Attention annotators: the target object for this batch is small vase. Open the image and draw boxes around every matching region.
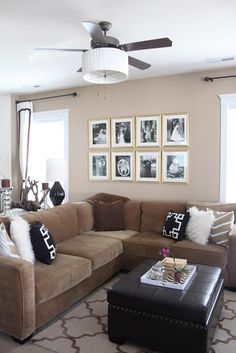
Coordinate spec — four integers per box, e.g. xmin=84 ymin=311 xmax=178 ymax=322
xmin=174 ymin=271 xmax=182 ymax=283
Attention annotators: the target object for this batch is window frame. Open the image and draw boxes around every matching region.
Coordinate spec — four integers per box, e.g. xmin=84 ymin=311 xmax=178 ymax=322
xmin=29 ymin=109 xmax=69 ymax=201
xmin=219 ymin=93 xmax=236 ymax=202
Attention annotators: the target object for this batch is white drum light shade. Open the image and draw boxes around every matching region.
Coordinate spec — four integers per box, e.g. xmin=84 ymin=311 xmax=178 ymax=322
xmin=46 ymin=159 xmax=66 ymax=182
xmin=82 ymin=47 xmax=128 ymax=84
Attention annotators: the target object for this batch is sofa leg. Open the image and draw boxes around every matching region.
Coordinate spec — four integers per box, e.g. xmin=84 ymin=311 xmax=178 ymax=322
xmin=109 ymin=335 xmax=125 ymax=345
xmin=224 ymin=286 xmax=236 ymax=292
xmin=12 ymin=334 xmax=33 ymax=344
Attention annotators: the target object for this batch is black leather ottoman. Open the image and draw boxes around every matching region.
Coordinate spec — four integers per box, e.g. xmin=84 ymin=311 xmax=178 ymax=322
xmin=107 ymin=259 xmax=223 ymax=353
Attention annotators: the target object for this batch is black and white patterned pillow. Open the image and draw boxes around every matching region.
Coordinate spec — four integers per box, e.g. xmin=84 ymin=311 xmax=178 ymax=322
xmin=163 ymin=211 xmax=190 ymax=241
xmin=30 ymin=222 xmax=56 ymax=264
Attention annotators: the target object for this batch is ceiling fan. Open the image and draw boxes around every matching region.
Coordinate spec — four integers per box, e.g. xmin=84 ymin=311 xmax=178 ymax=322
xmin=35 ymin=21 xmax=172 ymax=83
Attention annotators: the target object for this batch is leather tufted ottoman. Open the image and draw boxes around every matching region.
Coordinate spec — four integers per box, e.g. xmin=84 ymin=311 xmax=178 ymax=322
xmin=107 ymin=259 xmax=223 ymax=353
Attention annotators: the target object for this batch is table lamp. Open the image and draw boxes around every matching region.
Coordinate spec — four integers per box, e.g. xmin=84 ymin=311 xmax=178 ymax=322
xmin=46 ymin=159 xmax=66 ymax=206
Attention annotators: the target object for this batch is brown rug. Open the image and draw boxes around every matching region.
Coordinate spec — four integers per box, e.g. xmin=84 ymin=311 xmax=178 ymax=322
xmin=18 ymin=275 xmax=236 ymax=353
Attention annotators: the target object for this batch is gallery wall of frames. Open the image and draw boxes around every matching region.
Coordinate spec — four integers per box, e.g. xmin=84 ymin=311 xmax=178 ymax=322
xmin=88 ymin=113 xmax=189 ymax=183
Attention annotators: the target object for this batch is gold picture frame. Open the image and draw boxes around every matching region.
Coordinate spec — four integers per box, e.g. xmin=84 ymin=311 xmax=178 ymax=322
xmin=136 ymin=115 xmax=161 ymax=147
xmin=136 ymin=151 xmax=161 ymax=182
xmin=89 ymin=151 xmax=110 ymax=181
xmin=88 ymin=119 xmax=110 ymax=149
xmin=162 ymin=150 xmax=189 ymax=183
xmin=162 ymin=113 xmax=189 ymax=147
xmin=111 ymin=117 xmax=134 ymax=148
xmin=111 ymin=151 xmax=134 ymax=181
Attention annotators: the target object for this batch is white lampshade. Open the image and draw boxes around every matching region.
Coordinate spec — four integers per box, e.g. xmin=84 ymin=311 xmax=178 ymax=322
xmin=82 ymin=47 xmax=128 ymax=84
xmin=46 ymin=159 xmax=66 ymax=181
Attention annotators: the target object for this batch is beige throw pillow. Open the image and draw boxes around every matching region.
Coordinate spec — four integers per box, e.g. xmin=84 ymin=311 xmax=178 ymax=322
xmin=207 ymin=209 xmax=234 ymax=247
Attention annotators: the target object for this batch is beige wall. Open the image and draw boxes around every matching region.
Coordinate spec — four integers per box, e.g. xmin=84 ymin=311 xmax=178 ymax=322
xmin=16 ymin=68 xmax=236 ymax=202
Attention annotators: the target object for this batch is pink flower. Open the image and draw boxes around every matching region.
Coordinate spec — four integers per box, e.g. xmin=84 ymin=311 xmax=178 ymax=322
xmin=160 ymin=247 xmax=171 ymax=258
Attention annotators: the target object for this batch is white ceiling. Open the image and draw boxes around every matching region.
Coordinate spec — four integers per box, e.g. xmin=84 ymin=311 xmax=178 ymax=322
xmin=1 ymin=0 xmax=236 ymax=94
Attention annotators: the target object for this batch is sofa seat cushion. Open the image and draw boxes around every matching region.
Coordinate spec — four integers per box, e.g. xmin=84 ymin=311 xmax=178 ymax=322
xmin=57 ymin=235 xmax=123 ymax=270
xmin=34 ymin=253 xmax=91 ymax=305
xmin=82 ymin=229 xmax=138 ymax=240
xmin=171 ymin=240 xmax=227 ymax=268
xmin=123 ymin=232 xmax=175 ymax=258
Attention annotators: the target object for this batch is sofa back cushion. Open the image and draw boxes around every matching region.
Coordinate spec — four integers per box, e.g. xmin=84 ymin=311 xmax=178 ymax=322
xmin=76 ymin=202 xmax=94 ymax=233
xmin=140 ymin=201 xmax=186 ymax=233
xmin=186 ymin=201 xmax=236 ymax=221
xmin=124 ymin=200 xmax=141 ymax=231
xmin=23 ymin=203 xmax=79 ymax=243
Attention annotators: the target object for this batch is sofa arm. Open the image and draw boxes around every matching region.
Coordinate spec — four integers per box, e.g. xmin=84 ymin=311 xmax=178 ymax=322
xmin=0 ymin=255 xmax=35 ymax=340
xmin=225 ymin=224 xmax=236 ymax=288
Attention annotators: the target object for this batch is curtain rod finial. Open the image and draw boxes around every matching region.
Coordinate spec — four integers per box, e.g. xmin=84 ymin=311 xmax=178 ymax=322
xmin=204 ymin=76 xmax=213 ymax=82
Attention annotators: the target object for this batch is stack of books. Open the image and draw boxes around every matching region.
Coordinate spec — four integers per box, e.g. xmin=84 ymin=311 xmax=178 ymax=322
xmin=161 ymin=257 xmax=187 ymax=275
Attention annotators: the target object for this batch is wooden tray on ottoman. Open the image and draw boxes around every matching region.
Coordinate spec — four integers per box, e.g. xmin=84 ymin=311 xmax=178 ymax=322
xmin=107 ymin=259 xmax=223 ymax=353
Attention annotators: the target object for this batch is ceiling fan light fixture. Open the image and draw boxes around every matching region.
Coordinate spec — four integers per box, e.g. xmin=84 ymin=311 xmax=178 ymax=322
xmin=82 ymin=47 xmax=128 ymax=84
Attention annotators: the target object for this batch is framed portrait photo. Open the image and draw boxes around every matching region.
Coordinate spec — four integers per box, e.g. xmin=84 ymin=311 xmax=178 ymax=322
xmin=111 ymin=117 xmax=134 ymax=148
xmin=89 ymin=119 xmax=110 ymax=149
xmin=136 ymin=151 xmax=160 ymax=182
xmin=162 ymin=113 xmax=189 ymax=146
xmin=162 ymin=151 xmax=189 ymax=183
xmin=111 ymin=151 xmax=134 ymax=181
xmin=136 ymin=115 xmax=161 ymax=147
xmin=89 ymin=152 xmax=110 ymax=181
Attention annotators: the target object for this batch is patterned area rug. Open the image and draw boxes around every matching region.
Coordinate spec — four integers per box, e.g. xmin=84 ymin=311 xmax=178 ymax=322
xmin=24 ymin=275 xmax=236 ymax=353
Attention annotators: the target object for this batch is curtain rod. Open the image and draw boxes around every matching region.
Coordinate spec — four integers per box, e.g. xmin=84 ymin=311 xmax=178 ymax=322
xmin=16 ymin=92 xmax=77 ymax=104
xmin=204 ymin=74 xmax=236 ymax=82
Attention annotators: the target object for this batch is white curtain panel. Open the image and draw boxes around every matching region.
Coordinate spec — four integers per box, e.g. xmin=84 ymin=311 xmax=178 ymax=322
xmin=16 ymin=101 xmax=33 ymax=182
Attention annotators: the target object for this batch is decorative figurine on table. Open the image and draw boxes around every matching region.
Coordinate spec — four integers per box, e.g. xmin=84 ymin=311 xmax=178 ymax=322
xmin=0 ymin=179 xmax=13 ymax=216
xmin=41 ymin=182 xmax=50 ymax=209
xmin=11 ymin=177 xmax=50 ymax=211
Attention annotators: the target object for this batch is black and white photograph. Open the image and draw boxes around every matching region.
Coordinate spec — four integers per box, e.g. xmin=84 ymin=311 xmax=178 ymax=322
xmin=136 ymin=115 xmax=161 ymax=147
xmin=89 ymin=119 xmax=110 ymax=148
xmin=136 ymin=151 xmax=160 ymax=182
xmin=162 ymin=113 xmax=189 ymax=146
xmin=162 ymin=151 xmax=188 ymax=183
xmin=111 ymin=117 xmax=134 ymax=148
xmin=89 ymin=152 xmax=109 ymax=180
xmin=112 ymin=152 xmax=133 ymax=181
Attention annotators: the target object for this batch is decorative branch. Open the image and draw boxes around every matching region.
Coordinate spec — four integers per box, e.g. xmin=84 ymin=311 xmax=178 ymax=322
xmin=12 ymin=176 xmax=50 ymax=211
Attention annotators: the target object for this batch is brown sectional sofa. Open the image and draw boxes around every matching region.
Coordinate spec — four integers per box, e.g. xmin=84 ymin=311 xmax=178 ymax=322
xmin=0 ymin=196 xmax=236 ymax=342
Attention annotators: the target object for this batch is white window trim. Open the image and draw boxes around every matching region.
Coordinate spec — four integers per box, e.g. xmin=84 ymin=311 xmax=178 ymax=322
xmin=32 ymin=109 xmax=69 ymax=201
xmin=219 ymin=93 xmax=236 ymax=201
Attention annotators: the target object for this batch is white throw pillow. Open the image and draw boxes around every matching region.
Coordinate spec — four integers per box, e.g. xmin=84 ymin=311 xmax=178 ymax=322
xmin=186 ymin=206 xmax=215 ymax=245
xmin=10 ymin=216 xmax=35 ymax=263
xmin=0 ymin=223 xmax=20 ymax=258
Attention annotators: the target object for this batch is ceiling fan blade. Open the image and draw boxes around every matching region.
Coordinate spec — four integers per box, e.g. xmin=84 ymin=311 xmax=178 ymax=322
xmin=81 ymin=21 xmax=107 ymax=44
xmin=122 ymin=38 xmax=172 ymax=52
xmin=128 ymin=56 xmax=151 ymax=70
xmin=77 ymin=67 xmax=82 ymax=73
xmin=35 ymin=48 xmax=87 ymax=52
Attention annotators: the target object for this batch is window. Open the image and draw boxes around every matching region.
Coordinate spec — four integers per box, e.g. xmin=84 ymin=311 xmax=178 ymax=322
xmin=28 ymin=109 xmax=69 ymax=201
xmin=219 ymin=94 xmax=236 ymax=202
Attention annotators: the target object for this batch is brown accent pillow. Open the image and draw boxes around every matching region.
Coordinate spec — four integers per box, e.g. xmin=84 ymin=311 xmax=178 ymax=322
xmin=94 ymin=200 xmax=125 ymax=231
xmin=84 ymin=193 xmax=129 ymax=205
